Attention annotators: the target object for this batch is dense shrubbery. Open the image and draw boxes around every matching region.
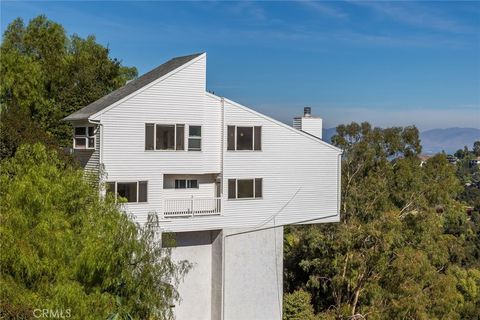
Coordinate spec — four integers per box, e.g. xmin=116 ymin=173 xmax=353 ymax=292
xmin=0 ymin=144 xmax=189 ymax=319
xmin=283 ymin=289 xmax=316 ymax=320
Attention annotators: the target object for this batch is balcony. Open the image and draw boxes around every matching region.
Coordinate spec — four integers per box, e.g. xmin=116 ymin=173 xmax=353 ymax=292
xmin=164 ymin=197 xmax=222 ymax=218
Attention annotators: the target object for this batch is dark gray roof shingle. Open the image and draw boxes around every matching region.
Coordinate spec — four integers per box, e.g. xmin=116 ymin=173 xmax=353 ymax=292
xmin=64 ymin=53 xmax=203 ymax=121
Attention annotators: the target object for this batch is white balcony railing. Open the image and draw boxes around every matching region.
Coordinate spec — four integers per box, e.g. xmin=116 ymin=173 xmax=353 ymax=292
xmin=163 ymin=197 xmax=222 ymax=218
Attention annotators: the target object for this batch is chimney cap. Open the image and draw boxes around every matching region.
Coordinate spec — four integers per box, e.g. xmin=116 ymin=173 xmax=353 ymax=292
xmin=304 ymin=107 xmax=311 ymax=117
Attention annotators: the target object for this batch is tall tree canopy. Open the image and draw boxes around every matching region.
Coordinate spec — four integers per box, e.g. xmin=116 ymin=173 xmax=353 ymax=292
xmin=284 ymin=123 xmax=480 ymax=319
xmin=0 ymin=144 xmax=189 ymax=319
xmin=0 ymin=15 xmax=137 ymax=158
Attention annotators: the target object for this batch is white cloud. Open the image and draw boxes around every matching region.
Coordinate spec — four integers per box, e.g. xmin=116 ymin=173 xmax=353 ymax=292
xmin=296 ymin=0 xmax=347 ymax=19
xmin=351 ymin=1 xmax=474 ymax=34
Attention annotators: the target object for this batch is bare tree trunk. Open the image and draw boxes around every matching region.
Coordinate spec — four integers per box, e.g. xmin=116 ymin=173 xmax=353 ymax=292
xmin=351 ymin=288 xmax=361 ymax=316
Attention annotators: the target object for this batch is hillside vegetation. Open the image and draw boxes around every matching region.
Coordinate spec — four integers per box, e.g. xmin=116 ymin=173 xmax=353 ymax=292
xmin=284 ymin=123 xmax=480 ymax=319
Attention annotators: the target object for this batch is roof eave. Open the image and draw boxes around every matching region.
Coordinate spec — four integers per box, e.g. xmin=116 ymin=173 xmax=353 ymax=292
xmin=62 ymin=114 xmax=90 ymax=122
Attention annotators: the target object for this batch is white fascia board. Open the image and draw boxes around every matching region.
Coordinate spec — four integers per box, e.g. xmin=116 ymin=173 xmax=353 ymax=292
xmin=89 ymin=53 xmax=207 ymax=122
xmin=206 ymin=92 xmax=343 ymax=154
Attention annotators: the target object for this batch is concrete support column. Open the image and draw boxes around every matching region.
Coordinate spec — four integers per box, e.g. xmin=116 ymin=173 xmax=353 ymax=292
xmin=222 ymin=226 xmax=284 ymax=320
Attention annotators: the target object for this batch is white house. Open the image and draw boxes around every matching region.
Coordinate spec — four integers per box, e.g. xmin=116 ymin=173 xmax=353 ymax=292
xmin=65 ymin=53 xmax=342 ymax=320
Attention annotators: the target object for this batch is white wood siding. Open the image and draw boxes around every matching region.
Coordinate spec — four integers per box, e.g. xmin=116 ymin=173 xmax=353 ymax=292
xmin=221 ymin=98 xmax=339 ymax=228
xmin=98 ymin=55 xmax=222 ymax=223
xmin=144 ymin=96 xmax=340 ymax=232
xmin=72 ymin=121 xmax=100 ymax=174
xmin=88 ymin=53 xmax=340 ymax=231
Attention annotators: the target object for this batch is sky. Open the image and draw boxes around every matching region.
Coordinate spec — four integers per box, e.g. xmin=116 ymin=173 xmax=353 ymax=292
xmin=1 ymin=1 xmax=479 ymax=130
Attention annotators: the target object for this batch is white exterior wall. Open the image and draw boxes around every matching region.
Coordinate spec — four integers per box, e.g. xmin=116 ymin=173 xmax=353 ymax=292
xmin=301 ymin=117 xmax=323 ymax=139
xmin=169 ymin=227 xmax=282 ymax=320
xmin=95 ymin=54 xmax=341 ymax=230
xmin=169 ymin=231 xmax=219 ymax=320
xmin=144 ymin=94 xmax=341 ymax=232
xmin=220 ymin=97 xmax=340 ymax=229
xmin=93 ymin=54 xmax=222 ymax=224
xmin=223 ymin=227 xmax=283 ymax=320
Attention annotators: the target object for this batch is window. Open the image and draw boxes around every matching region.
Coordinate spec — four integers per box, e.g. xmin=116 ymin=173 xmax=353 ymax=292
xmin=74 ymin=126 xmax=95 ymax=149
xmin=255 ymin=178 xmax=262 ymax=198
xmin=175 ymin=179 xmax=186 ymax=189
xmin=175 ymin=179 xmax=199 ymax=189
xmin=227 ymin=126 xmax=235 ymax=151
xmin=106 ymin=181 xmax=148 ymax=203
xmin=227 ymin=126 xmax=261 ymax=151
xmin=156 ymin=124 xmax=175 ymax=150
xmin=145 ymin=124 xmax=155 ymax=150
xmin=145 ymin=123 xmax=186 ymax=151
xmin=139 ymin=181 xmax=148 ymax=202
xmin=254 ymin=126 xmax=261 ymax=150
xmin=176 ymin=125 xmax=185 ymax=150
xmin=237 ymin=179 xmax=253 ymax=198
xmin=188 ymin=125 xmax=202 ymax=151
xmin=237 ymin=127 xmax=253 ymax=150
xmin=228 ymin=178 xmax=263 ymax=199
xmin=228 ymin=179 xmax=236 ymax=198
xmin=117 ymin=182 xmax=137 ymax=202
xmin=188 ymin=180 xmax=198 ymax=188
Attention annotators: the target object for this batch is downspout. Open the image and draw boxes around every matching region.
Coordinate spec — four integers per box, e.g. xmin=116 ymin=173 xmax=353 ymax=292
xmin=337 ymin=151 xmax=343 ymax=221
xmin=220 ymin=97 xmax=225 ymax=198
xmin=220 ymin=96 xmax=226 ymax=320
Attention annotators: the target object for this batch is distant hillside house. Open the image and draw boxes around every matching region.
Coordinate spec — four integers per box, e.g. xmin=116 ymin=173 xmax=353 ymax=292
xmin=64 ymin=53 xmax=342 ymax=320
xmin=418 ymin=154 xmax=432 ymax=167
xmin=447 ymin=155 xmax=458 ymax=165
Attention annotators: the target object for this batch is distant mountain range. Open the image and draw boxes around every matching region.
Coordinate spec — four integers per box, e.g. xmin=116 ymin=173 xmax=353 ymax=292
xmin=323 ymin=128 xmax=337 ymax=144
xmin=322 ymin=127 xmax=480 ymax=154
xmin=419 ymin=128 xmax=480 ymax=154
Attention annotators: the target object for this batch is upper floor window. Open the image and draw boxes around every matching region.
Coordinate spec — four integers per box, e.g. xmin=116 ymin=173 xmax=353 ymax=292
xmin=188 ymin=126 xmax=202 ymax=151
xmin=145 ymin=123 xmax=185 ymax=151
xmin=228 ymin=178 xmax=262 ymax=199
xmin=175 ymin=179 xmax=199 ymax=189
xmin=106 ymin=181 xmax=148 ymax=203
xmin=227 ymin=126 xmax=261 ymax=151
xmin=74 ymin=126 xmax=95 ymax=149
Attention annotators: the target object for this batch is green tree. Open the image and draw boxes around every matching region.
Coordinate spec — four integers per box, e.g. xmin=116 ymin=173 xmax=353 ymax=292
xmin=284 ymin=122 xmax=479 ymax=319
xmin=0 ymin=15 xmax=137 ymax=158
xmin=455 ymin=142 xmax=480 ymax=213
xmin=473 ymin=141 xmax=480 ymax=157
xmin=283 ymin=289 xmax=317 ymax=320
xmin=455 ymin=148 xmax=466 ymax=159
xmin=0 ymin=144 xmax=189 ymax=319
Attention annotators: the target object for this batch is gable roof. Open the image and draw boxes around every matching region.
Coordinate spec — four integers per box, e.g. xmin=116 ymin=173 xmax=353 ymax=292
xmin=64 ymin=53 xmax=203 ymax=121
